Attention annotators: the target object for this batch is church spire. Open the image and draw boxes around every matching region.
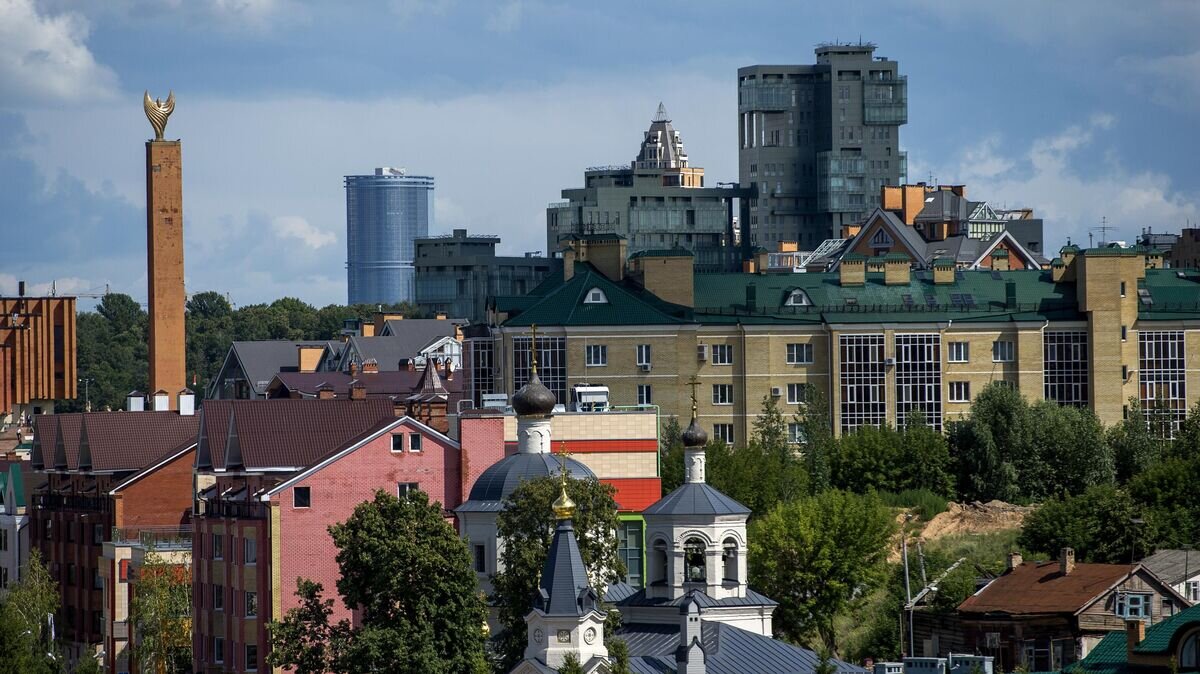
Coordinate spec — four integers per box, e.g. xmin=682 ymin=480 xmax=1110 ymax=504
xmin=682 ymin=378 xmax=708 ymax=484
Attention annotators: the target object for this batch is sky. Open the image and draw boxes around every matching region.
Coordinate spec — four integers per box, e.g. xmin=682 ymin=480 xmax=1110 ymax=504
xmin=1 ymin=0 xmax=1198 ymax=308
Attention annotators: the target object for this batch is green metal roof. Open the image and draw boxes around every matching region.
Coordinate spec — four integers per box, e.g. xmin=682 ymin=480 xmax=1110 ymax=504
xmin=502 ymin=263 xmax=689 ymax=327
xmin=1059 ymin=605 xmax=1200 ymax=673
xmin=842 ymin=253 xmax=867 ymax=262
xmin=1052 ymin=258 xmax=1065 ymax=267
xmin=1082 ymin=247 xmax=1140 ymax=258
xmin=1062 ymin=631 xmax=1127 ymax=674
xmin=884 ymin=252 xmax=910 ymax=261
xmin=932 ymin=257 xmax=955 ymax=268
xmin=629 ymin=248 xmax=693 ymax=259
xmin=1135 ymin=603 xmax=1200 ymax=653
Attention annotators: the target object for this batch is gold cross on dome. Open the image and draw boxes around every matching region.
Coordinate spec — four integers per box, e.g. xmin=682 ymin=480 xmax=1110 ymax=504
xmin=529 ymin=323 xmax=539 ymax=375
xmin=686 ymin=377 xmax=701 ymax=420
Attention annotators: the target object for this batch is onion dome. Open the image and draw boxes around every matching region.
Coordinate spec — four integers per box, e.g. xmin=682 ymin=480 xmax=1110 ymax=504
xmin=512 ymin=372 xmax=557 ymax=416
xmin=681 ymin=418 xmax=708 ymax=448
xmin=461 ymin=453 xmax=595 ymax=506
xmin=552 ymin=481 xmax=577 ymax=520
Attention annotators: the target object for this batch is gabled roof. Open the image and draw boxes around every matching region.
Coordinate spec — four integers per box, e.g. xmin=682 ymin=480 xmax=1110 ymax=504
xmin=77 ymin=412 xmax=198 ymax=472
xmin=220 ymin=340 xmax=338 ymax=396
xmin=501 ymin=263 xmax=689 ymax=327
xmin=958 ymin=561 xmax=1136 ymax=616
xmin=267 ymin=369 xmax=462 ymax=400
xmin=31 ymin=415 xmax=58 ymax=469
xmin=1140 ymin=549 xmax=1200 ymax=586
xmin=1063 ymin=604 xmax=1200 ymax=673
xmin=53 ymin=415 xmax=82 ymax=470
xmin=198 ymin=398 xmax=396 ymax=472
xmin=967 ymin=230 xmax=1043 ymax=269
xmin=642 ymin=483 xmax=751 ymax=516
xmin=834 ymin=209 xmax=928 ymax=269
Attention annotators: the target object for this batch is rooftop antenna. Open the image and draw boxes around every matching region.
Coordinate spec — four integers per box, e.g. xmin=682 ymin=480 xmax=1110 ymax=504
xmin=653 ymin=102 xmax=670 ymax=123
xmin=1092 ymin=216 xmax=1116 ymax=246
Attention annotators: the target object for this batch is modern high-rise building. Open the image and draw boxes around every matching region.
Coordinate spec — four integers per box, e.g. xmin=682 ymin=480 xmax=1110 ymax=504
xmin=547 ymin=104 xmax=750 ymax=271
xmin=739 ymin=42 xmax=907 ymax=250
xmin=345 ymin=167 xmax=434 ymax=305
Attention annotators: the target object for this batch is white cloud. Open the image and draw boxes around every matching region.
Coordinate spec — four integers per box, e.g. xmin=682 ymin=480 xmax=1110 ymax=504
xmin=0 ymin=0 xmax=117 ymax=104
xmin=485 ymin=1 xmax=523 ymax=33
xmin=1116 ymin=50 xmax=1200 ymax=106
xmin=0 ymin=273 xmax=97 ymax=296
xmin=270 ymin=215 xmax=335 ymax=249
xmin=918 ymin=114 xmax=1198 ymax=250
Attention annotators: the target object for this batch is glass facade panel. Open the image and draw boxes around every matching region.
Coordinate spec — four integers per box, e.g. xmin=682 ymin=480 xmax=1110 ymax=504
xmin=345 ymin=171 xmax=434 ymax=305
xmin=894 ymin=333 xmax=941 ymax=430
xmin=839 ymin=334 xmax=887 ymax=433
xmin=1044 ymin=331 xmax=1089 ymax=406
xmin=513 ymin=336 xmax=567 ymax=404
xmin=1139 ymin=330 xmax=1187 ymax=434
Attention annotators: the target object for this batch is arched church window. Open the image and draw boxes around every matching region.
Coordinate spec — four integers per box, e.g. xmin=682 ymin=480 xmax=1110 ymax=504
xmin=723 ymin=538 xmax=739 ymax=582
xmin=1181 ymin=631 xmax=1199 ymax=670
xmin=651 ymin=540 xmax=668 ymax=585
xmin=684 ymin=538 xmax=706 ymax=583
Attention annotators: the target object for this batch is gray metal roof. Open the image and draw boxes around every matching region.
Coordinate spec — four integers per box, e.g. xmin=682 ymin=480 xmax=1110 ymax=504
xmin=642 ymin=483 xmax=751 ymax=517
xmin=457 ymin=453 xmax=596 ymax=508
xmin=226 ymin=340 xmax=337 ymax=394
xmin=609 ymin=584 xmax=777 ymax=610
xmin=618 ymin=621 xmax=866 ymax=674
xmin=537 ymin=519 xmax=597 ymax=617
xmin=1142 ymin=549 xmax=1200 ymax=585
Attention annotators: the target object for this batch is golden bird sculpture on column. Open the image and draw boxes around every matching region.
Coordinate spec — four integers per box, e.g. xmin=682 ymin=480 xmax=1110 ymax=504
xmin=143 ymin=90 xmax=175 ymax=141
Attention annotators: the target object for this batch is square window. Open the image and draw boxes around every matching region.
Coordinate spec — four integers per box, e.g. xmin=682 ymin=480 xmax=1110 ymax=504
xmin=244 ymin=539 xmax=257 ymax=566
xmin=293 ymin=487 xmax=311 ymax=509
xmin=391 ymin=434 xmax=404 ymax=452
xmin=949 ymin=382 xmax=971 ymax=403
xmin=786 ymin=343 xmax=814 ymax=365
xmin=585 ymin=344 xmax=607 ymax=367
xmin=713 ymin=424 xmax=734 ymax=445
xmin=711 ymin=344 xmax=734 ymax=365
xmin=992 ymin=340 xmax=1014 ymax=362
xmin=636 ymin=344 xmax=652 ymax=366
xmin=786 ymin=383 xmax=810 ymax=405
xmin=948 ymin=342 xmax=969 ymax=363
xmin=474 ymin=545 xmax=487 ymax=573
xmin=409 ymin=434 xmax=422 ymax=452
xmin=712 ymin=384 xmax=734 ymax=406
xmin=637 ymin=384 xmax=653 ymax=406
xmin=245 ymin=591 xmax=258 ymax=618
xmin=397 ymin=482 xmax=419 ymax=498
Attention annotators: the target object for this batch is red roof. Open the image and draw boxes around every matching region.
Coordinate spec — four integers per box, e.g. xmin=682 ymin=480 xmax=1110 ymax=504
xmin=198 ymin=398 xmax=396 ymax=471
xmin=958 ymin=561 xmax=1135 ymax=616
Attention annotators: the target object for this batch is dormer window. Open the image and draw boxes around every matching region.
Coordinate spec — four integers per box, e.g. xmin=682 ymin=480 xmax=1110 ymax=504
xmin=584 ymin=288 xmax=609 ymax=304
xmin=784 ymin=289 xmax=812 ymax=307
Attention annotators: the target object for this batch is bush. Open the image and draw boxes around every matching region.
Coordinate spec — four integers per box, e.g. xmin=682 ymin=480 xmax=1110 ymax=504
xmin=877 ymin=489 xmax=949 ymax=520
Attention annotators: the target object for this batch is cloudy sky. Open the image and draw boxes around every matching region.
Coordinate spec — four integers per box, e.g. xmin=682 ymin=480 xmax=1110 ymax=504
xmin=1 ymin=0 xmax=1198 ymax=308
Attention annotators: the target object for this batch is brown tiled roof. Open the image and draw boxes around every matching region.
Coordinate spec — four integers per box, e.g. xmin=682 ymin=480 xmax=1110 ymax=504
xmin=958 ymin=561 xmax=1134 ymax=616
xmin=54 ymin=415 xmax=82 ymax=470
xmin=268 ymin=369 xmax=462 ymax=399
xmin=201 ymin=398 xmax=396 ymax=471
xmin=31 ymin=415 xmax=57 ymax=468
xmin=79 ymin=412 xmax=198 ymax=472
xmin=196 ymin=401 xmax=233 ymax=470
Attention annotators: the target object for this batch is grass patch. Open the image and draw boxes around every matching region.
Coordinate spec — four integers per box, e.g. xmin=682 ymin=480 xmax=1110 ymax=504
xmin=877 ymin=489 xmax=949 ymax=520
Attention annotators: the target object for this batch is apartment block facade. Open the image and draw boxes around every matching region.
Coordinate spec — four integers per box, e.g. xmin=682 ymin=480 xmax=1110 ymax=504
xmin=739 ymin=43 xmax=907 ymax=250
xmin=0 ymin=293 xmax=76 ymax=423
xmin=473 ymin=236 xmax=1200 ymax=444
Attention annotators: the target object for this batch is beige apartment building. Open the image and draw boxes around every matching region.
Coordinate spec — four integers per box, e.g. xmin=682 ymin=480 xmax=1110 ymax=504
xmin=465 ymin=233 xmax=1200 ymax=444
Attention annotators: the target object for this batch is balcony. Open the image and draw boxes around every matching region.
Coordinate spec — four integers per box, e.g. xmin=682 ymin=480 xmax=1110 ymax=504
xmin=739 ymin=81 xmax=791 ymax=112
xmin=110 ymin=526 xmax=193 ymax=550
xmin=34 ymin=492 xmax=110 ymax=513
xmin=863 ymin=77 xmax=907 ymax=125
xmin=195 ymin=498 xmax=269 ymax=520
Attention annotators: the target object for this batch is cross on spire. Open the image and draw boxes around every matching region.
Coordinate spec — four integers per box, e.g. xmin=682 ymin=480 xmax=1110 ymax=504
xmin=686 ymin=377 xmax=700 ymax=421
xmin=529 ymin=323 xmax=539 ymax=375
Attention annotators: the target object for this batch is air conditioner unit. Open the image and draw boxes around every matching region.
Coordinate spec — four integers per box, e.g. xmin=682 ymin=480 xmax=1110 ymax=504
xmin=884 ymin=357 xmax=895 ymax=366
xmin=770 ymin=386 xmax=782 ymax=397
xmin=639 ymin=363 xmax=652 ymax=372
xmin=697 ymin=344 xmax=709 ymax=361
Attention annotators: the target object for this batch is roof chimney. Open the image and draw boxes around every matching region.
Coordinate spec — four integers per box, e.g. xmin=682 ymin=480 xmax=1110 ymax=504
xmin=1006 ymin=552 xmax=1023 ymax=572
xmin=349 ymin=360 xmax=360 ymax=377
xmin=349 ymin=381 xmax=366 ymax=401
xmin=178 ymin=389 xmax=195 ymax=416
xmin=126 ymin=391 xmax=146 ymax=412
xmin=153 ymin=389 xmax=170 ymax=411
xmin=1126 ymin=619 xmax=1146 ymax=659
xmin=1060 ymin=547 xmax=1075 ymax=576
xmin=316 ymin=383 xmax=335 ymax=400
xmin=362 ymin=358 xmax=379 ymax=375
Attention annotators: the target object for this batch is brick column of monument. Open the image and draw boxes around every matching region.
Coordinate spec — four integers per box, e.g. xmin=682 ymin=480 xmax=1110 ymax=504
xmin=144 ymin=91 xmax=186 ymax=408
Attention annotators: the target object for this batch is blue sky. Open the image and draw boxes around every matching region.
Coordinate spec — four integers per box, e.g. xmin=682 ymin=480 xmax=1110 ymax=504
xmin=1 ymin=0 xmax=1198 ymax=307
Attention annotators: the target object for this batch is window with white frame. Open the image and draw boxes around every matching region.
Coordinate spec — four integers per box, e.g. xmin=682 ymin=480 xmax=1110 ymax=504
xmin=839 ymin=334 xmax=887 ymax=433
xmin=583 ymin=287 xmax=609 ymax=304
xmin=636 ymin=344 xmax=652 ymax=366
xmin=712 ymin=384 xmax=734 ymax=405
xmin=787 ymin=343 xmax=814 ymax=364
xmin=1188 ymin=580 xmax=1199 ymax=602
xmin=293 ymin=486 xmax=311 ymax=508
xmin=409 ymin=433 xmax=422 ymax=452
xmin=787 ymin=423 xmax=806 ymax=445
xmin=467 ymin=337 xmax=495 ymax=407
xmin=713 ymin=424 xmax=734 ymax=445
xmin=391 ymin=434 xmax=404 ymax=452
xmin=1140 ymin=331 xmax=1187 ymax=434
xmin=895 ymin=334 xmax=942 ymax=430
xmin=711 ymin=344 xmax=734 ymax=365
xmin=787 ymin=383 xmax=811 ymax=405
xmin=784 ymin=289 xmax=812 ymax=307
xmin=397 ymin=482 xmax=419 ymax=498
xmin=637 ymin=384 xmax=652 ymax=406
xmin=992 ymin=340 xmax=1015 ymax=362
xmin=949 ymin=382 xmax=971 ymax=402
xmin=1115 ymin=592 xmax=1151 ymax=619
xmin=585 ymin=344 xmax=607 ymax=367
xmin=1044 ymin=331 xmax=1089 ymax=407
xmin=948 ymin=342 xmax=969 ymax=363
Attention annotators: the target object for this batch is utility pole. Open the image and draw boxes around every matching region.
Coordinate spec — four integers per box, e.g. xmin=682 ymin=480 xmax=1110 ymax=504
xmin=901 ymin=513 xmax=915 ymax=656
xmin=78 ymin=377 xmax=94 ymax=413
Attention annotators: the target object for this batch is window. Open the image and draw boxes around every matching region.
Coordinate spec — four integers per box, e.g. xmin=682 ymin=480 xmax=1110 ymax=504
xmin=391 ymin=434 xmax=404 ymax=451
xmin=1115 ymin=592 xmax=1151 ymax=619
xmin=0 ymin=529 xmax=6 ymax=551
xmin=474 ymin=545 xmax=487 ymax=573
xmin=992 ymin=340 xmax=1014 ymax=362
xmin=1044 ymin=331 xmax=1089 ymax=407
xmin=43 ymin=520 xmax=51 ymax=540
xmin=840 ymin=334 xmax=887 ymax=433
xmin=949 ymin=382 xmax=971 ymax=402
xmin=712 ymin=384 xmax=733 ymax=405
xmin=713 ymin=424 xmax=734 ymax=445
xmin=67 ymin=523 xmax=76 ymax=542
xmin=213 ymin=637 xmax=224 ymax=664
xmin=246 ymin=644 xmax=258 ymax=672
xmin=585 ymin=344 xmax=607 ymax=367
xmin=785 ymin=289 xmax=812 ymax=307
xmin=895 ymin=334 xmax=943 ymax=431
xmin=787 ymin=383 xmax=810 ymax=405
xmin=409 ymin=433 xmax=422 ymax=452
xmin=723 ymin=538 xmax=739 ymax=582
xmin=711 ymin=344 xmax=734 ymax=365
xmin=636 ymin=344 xmax=652 ymax=366
xmin=637 ymin=384 xmax=652 ymax=406
xmin=583 ymin=287 xmax=608 ymax=304
xmin=786 ymin=343 xmax=814 ymax=364
xmin=617 ymin=520 xmax=644 ymax=588
xmin=397 ymin=482 xmax=419 ymax=498
xmin=684 ymin=538 xmax=707 ymax=582
xmin=67 ymin=564 xmax=76 ymax=586
xmin=213 ymin=584 xmax=224 ymax=611
xmin=244 ymin=539 xmax=257 ymax=566
xmin=948 ymin=342 xmax=969 ymax=363
xmin=293 ymin=487 xmax=311 ymax=509
xmin=245 ymin=591 xmax=258 ymax=618
xmin=92 ymin=524 xmax=104 ymax=546
xmin=787 ymin=423 xmax=806 ymax=445
xmin=1120 ymin=281 xmax=1126 ymax=297
xmin=1189 ymin=581 xmax=1200 ymax=602
xmin=1121 ymin=325 xmax=1128 ymax=342
xmin=93 ymin=567 xmax=102 ymax=590
xmin=1140 ymin=331 xmax=1187 ymax=434
xmin=213 ymin=533 xmax=224 ymax=559
xmin=513 ymin=335 xmax=567 ymax=405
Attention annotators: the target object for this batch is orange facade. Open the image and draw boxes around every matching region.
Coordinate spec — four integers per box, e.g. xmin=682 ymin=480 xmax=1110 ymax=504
xmin=0 ymin=296 xmax=76 ymax=417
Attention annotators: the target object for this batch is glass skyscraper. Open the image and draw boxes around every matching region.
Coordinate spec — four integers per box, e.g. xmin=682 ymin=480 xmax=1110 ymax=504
xmin=345 ymin=167 xmax=434 ymax=305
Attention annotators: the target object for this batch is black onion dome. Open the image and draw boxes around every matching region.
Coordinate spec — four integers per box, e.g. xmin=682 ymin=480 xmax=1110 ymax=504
xmin=681 ymin=418 xmax=708 ymax=447
xmin=512 ymin=372 xmax=557 ymax=416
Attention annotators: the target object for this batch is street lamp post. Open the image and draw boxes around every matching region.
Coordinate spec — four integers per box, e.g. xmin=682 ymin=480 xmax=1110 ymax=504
xmin=79 ymin=377 xmax=94 ymax=413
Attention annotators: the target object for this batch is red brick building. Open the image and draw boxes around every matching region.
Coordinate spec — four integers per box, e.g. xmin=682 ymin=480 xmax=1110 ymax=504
xmin=29 ymin=398 xmax=198 ymax=669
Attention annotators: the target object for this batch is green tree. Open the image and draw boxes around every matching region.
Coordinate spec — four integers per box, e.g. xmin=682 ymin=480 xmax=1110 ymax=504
xmin=608 ymin=638 xmax=631 ymax=674
xmin=0 ymin=550 xmax=60 ymax=674
xmin=749 ymin=490 xmax=895 ymax=651
xmin=1130 ymin=455 xmax=1200 ymax=548
xmin=797 ymin=389 xmax=834 ymax=495
xmin=659 ymin=416 xmax=685 ymax=493
xmin=752 ymin=394 xmax=789 ymax=450
xmin=267 ymin=580 xmax=348 ymax=674
xmin=270 ymin=490 xmax=488 ymax=674
xmin=950 ymin=382 xmax=1030 ymax=502
xmin=73 ymin=655 xmax=102 ymax=674
xmin=1169 ymin=402 xmax=1200 ymax=460
xmin=185 ymin=291 xmax=234 ymax=396
xmin=898 ymin=413 xmax=954 ymax=497
xmin=128 ymin=550 xmax=192 ymax=674
xmin=1029 ymin=401 xmax=1114 ymax=497
xmin=832 ymin=424 xmax=901 ymax=493
xmin=1018 ymin=484 xmax=1149 ymax=563
xmin=1109 ymin=399 xmax=1166 ymax=482
xmin=492 ymin=476 xmax=623 ymax=671
xmin=559 ymin=652 xmax=585 ymax=674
